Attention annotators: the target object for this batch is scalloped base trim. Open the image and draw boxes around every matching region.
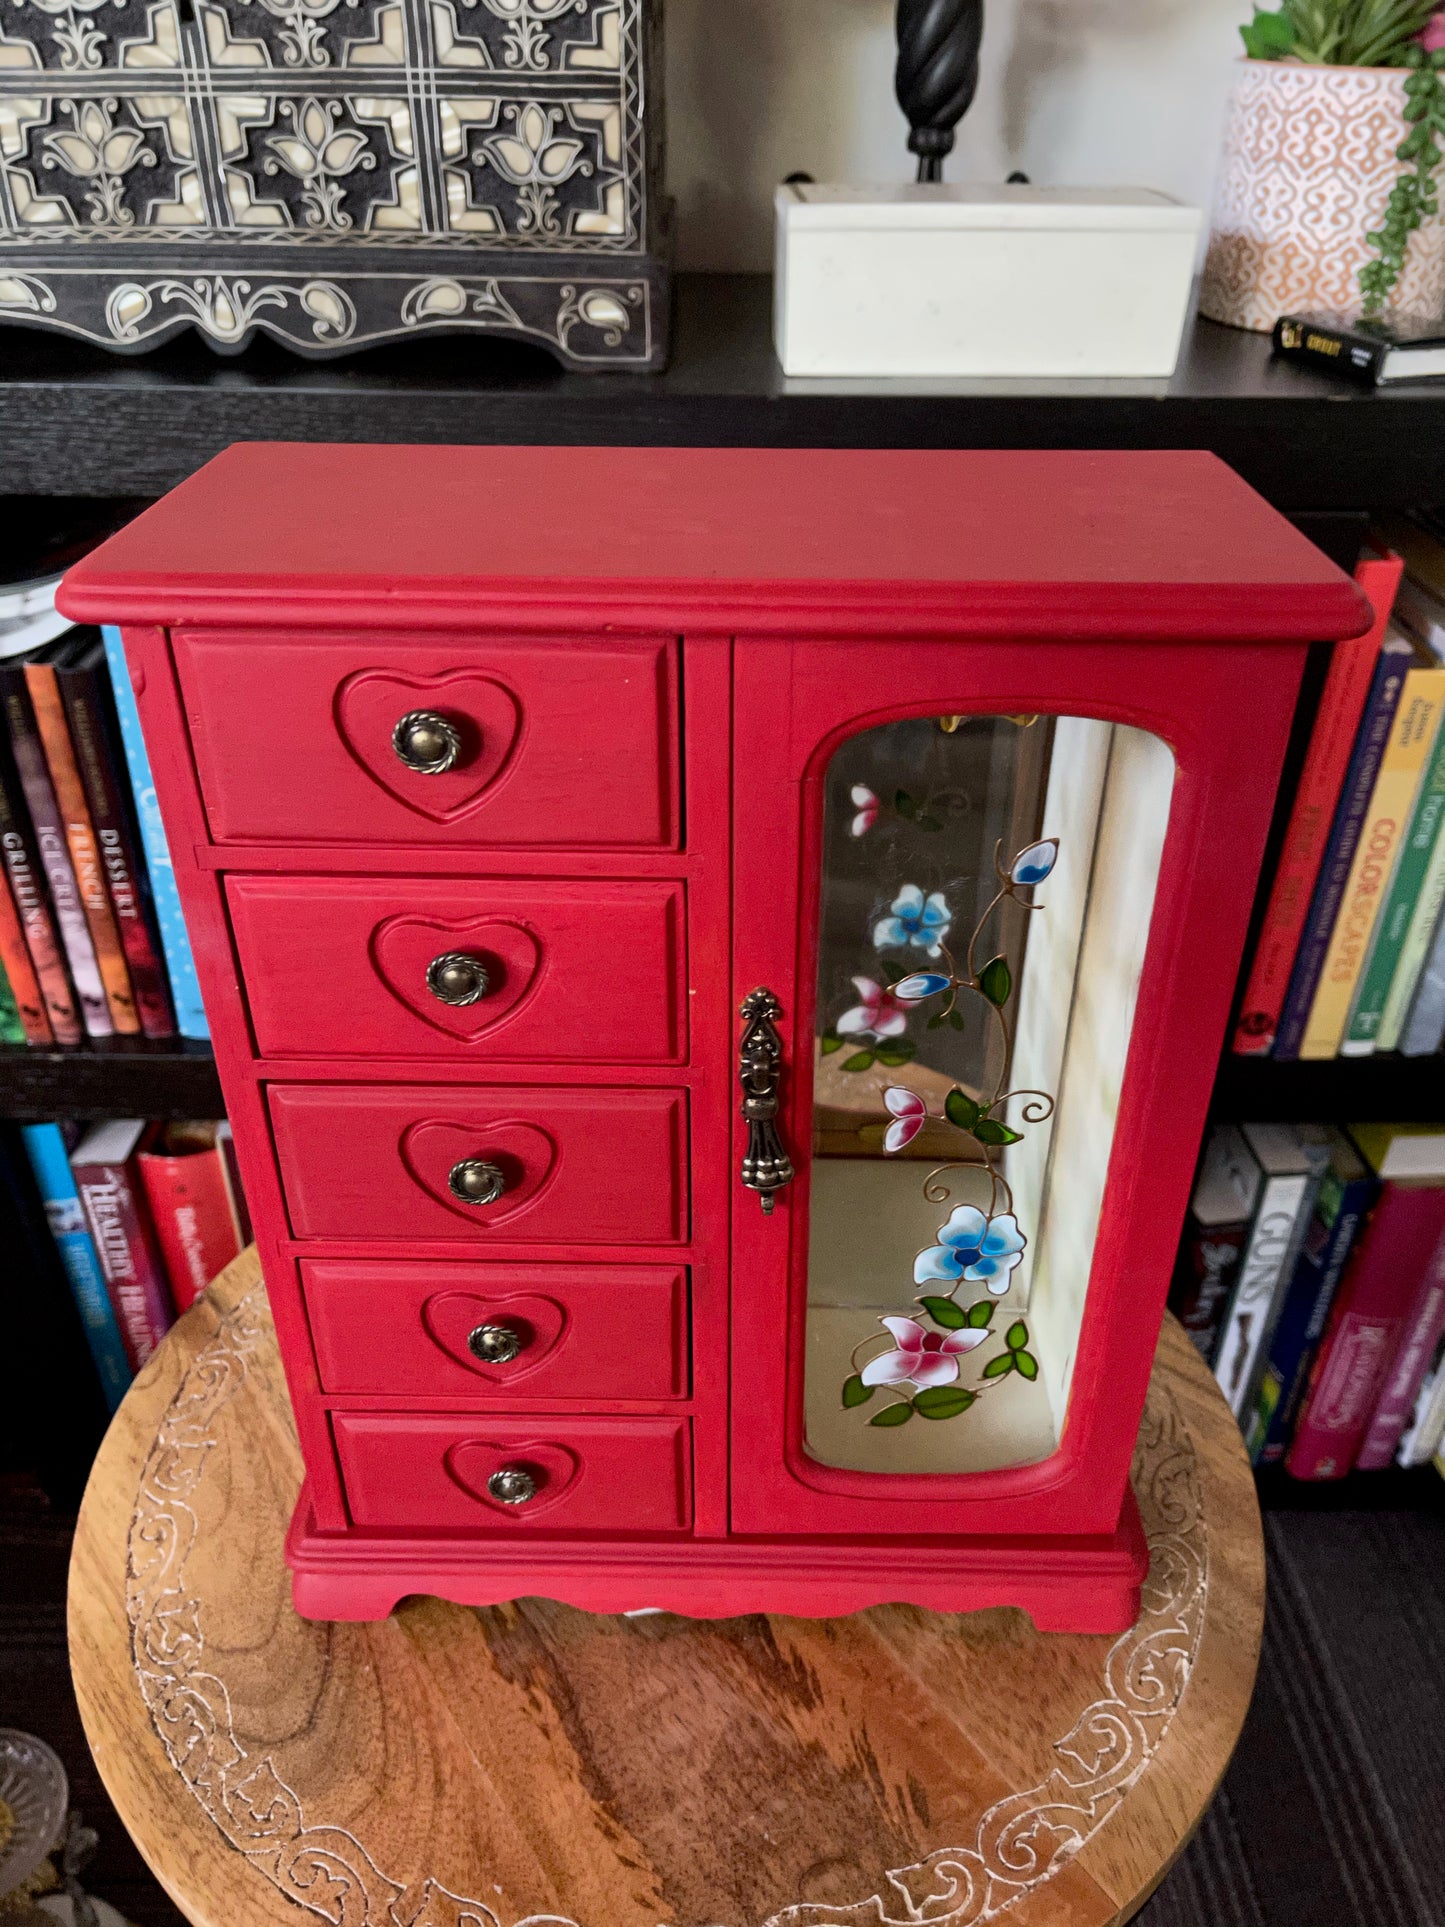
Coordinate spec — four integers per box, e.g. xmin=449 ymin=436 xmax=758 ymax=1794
xmin=284 ymin=1483 xmax=1149 ymax=1632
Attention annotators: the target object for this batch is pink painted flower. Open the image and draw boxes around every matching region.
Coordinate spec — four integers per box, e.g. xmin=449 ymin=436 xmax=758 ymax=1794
xmin=882 ymin=1086 xmax=927 ymax=1151
xmin=849 ymin=784 xmax=879 ymax=837
xmin=861 ymin=1315 xmax=989 ymax=1389
xmin=836 ymin=975 xmax=908 ymax=1040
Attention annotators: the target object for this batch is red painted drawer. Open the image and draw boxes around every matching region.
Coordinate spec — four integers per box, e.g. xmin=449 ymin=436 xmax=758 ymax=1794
xmin=332 ymin=1412 xmax=692 ymax=1532
xmin=229 ymin=875 xmax=684 ymax=1063
xmin=304 ymin=1259 xmax=689 ymax=1399
xmin=173 ymin=631 xmax=676 ymax=847
xmin=269 ymin=1084 xmax=687 ymax=1244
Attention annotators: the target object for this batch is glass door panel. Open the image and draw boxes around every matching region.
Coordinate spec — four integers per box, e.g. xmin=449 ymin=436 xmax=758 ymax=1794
xmin=802 ymin=712 xmax=1174 ymax=1477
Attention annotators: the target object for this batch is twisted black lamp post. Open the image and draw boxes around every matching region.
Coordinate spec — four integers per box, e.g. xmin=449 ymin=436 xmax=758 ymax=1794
xmin=895 ymin=0 xmax=984 ymax=183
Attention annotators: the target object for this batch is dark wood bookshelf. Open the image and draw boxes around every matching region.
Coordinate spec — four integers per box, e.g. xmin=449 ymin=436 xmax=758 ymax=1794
xmin=0 ymin=1040 xmax=223 ymax=1120
xmin=4 ymin=272 xmax=1445 ymax=508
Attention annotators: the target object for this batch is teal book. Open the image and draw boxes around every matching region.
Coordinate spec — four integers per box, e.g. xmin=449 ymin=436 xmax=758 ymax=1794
xmin=21 ymin=1120 xmax=133 ymax=1412
xmin=101 ymin=625 xmax=208 ymax=1039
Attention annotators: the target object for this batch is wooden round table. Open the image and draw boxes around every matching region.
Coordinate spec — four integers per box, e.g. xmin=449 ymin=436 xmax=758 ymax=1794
xmin=69 ymin=1248 xmax=1264 ymax=1927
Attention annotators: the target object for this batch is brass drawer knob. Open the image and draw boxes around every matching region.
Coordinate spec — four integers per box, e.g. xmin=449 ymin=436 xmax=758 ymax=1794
xmin=447 ymin=1158 xmax=507 ymax=1206
xmin=426 ymin=951 xmax=491 ymax=1007
xmin=467 ymin=1321 xmax=523 ymax=1364
xmin=392 ymin=708 xmax=462 ymax=774
xmin=487 ymin=1466 xmax=537 ymax=1506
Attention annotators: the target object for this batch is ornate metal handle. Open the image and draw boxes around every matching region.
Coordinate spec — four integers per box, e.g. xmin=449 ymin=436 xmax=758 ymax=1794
xmin=738 ymin=987 xmax=794 ymax=1215
xmin=447 ymin=1158 xmax=507 ymax=1206
xmin=392 ymin=708 xmax=462 ymax=774
xmin=427 ymin=951 xmax=491 ymax=1006
xmin=467 ymin=1321 xmax=524 ymax=1364
xmin=486 ymin=1466 xmax=537 ymax=1505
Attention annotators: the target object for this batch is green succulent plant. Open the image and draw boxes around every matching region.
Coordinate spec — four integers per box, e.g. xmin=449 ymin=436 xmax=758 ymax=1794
xmin=1240 ymin=0 xmax=1445 ymax=312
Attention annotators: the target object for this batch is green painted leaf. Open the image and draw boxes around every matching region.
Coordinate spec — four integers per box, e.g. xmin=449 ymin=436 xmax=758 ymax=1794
xmin=874 ymin=1039 xmax=917 ymax=1066
xmin=820 ymin=1032 xmax=843 ymax=1055
xmin=982 ymin=1353 xmax=1014 ymax=1379
xmin=927 ymin=1013 xmax=946 ymax=1030
xmin=870 ymin=1400 xmax=914 ymax=1427
xmin=966 ymin=1300 xmax=993 ymax=1328
xmin=917 ymin=814 xmax=944 ymax=832
xmin=914 ymin=1386 xmax=975 ymax=1419
xmin=973 ymin=1117 xmax=1022 ymax=1147
xmin=1014 ymin=1349 xmax=1039 ymax=1380
xmin=945 ymin=1089 xmax=981 ymax=1130
xmin=920 ymin=1295 xmax=967 ymax=1329
xmin=879 ymin=957 xmax=909 ymax=983
xmin=841 ymin=1050 xmax=875 ymax=1072
xmin=842 ymin=1373 xmax=874 ymax=1408
xmin=1006 ymin=1321 xmax=1029 ymax=1352
xmin=948 ymin=1009 xmax=966 ymax=1030
xmin=978 ymin=955 xmax=1013 ymax=1007
xmin=895 ymin=789 xmax=918 ymax=820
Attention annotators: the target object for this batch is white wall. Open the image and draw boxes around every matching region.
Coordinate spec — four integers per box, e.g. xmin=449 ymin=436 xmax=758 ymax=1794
xmin=665 ymin=0 xmax=1246 ymax=270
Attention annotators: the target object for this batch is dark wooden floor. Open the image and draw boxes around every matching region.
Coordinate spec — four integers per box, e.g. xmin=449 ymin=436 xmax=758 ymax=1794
xmin=4 ymin=1501 xmax=1444 ymax=1927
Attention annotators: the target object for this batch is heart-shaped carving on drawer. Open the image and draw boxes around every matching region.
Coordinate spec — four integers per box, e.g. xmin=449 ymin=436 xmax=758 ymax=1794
xmin=400 ymin=1118 xmax=558 ymax=1225
xmin=421 ymin=1290 xmax=568 ymax=1384
xmin=443 ymin=1438 xmax=580 ymax=1517
xmin=335 ymin=669 xmax=522 ymax=823
xmin=371 ymin=915 xmax=542 ymax=1040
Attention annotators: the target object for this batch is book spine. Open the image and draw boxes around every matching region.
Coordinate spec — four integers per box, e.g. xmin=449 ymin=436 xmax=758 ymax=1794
xmin=1287 ymin=1185 xmax=1445 ymax=1479
xmin=0 ymin=867 xmax=50 ymax=1043
xmin=1169 ymin=1216 xmax=1249 ymax=1363
xmin=1397 ymin=1336 xmax=1445 ymax=1464
xmin=0 ymin=733 xmax=80 ymax=1045
xmin=1255 ymin=1172 xmax=1376 ymax=1463
xmin=20 ymin=1122 xmax=133 ymax=1412
xmin=1399 ymin=894 xmax=1445 ymax=1055
xmin=1344 ymin=687 xmax=1445 ymax=1052
xmin=1300 ymin=666 xmax=1445 ymax=1058
xmin=1275 ymin=642 xmax=1411 ymax=1058
xmin=1356 ymin=1229 xmax=1445 ymax=1467
xmin=136 ymin=1141 xmax=241 ymax=1313
xmin=1 ymin=670 xmax=112 ymax=1037
xmin=60 ymin=662 xmax=175 ymax=1039
xmin=1272 ymin=315 xmax=1386 ymax=382
xmin=26 ymin=660 xmax=139 ymax=1033
xmin=1233 ymin=556 xmax=1402 ymax=1056
xmin=215 ymin=1120 xmax=251 ymax=1245
xmin=0 ymin=953 xmax=23 ymax=1045
xmin=101 ymin=627 xmax=208 ymax=1040
xmin=72 ymin=1151 xmax=174 ymax=1368
xmin=1213 ymin=1171 xmax=1312 ymax=1417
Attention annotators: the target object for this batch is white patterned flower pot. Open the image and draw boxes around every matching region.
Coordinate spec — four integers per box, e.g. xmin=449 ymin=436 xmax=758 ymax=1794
xmin=1200 ymin=58 xmax=1445 ymax=331
xmin=0 ymin=0 xmax=668 ymax=365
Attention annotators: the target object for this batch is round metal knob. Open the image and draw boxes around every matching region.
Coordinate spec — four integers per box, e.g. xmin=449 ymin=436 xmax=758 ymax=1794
xmin=447 ymin=1158 xmax=507 ymax=1206
xmin=487 ymin=1466 xmax=537 ymax=1506
xmin=467 ymin=1321 xmax=523 ymax=1364
xmin=392 ymin=708 xmax=462 ymax=775
xmin=426 ymin=951 xmax=491 ymax=1007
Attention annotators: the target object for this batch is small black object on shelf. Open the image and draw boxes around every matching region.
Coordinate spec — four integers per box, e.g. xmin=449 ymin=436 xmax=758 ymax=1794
xmin=894 ymin=0 xmax=985 ymax=183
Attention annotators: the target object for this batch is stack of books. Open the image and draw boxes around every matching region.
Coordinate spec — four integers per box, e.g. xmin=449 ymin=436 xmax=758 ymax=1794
xmin=11 ymin=1117 xmax=248 ymax=1414
xmin=1233 ymin=520 xmax=1445 ymax=1061
xmin=0 ymin=612 xmax=207 ymax=1048
xmin=1170 ymin=1120 xmax=1445 ymax=1480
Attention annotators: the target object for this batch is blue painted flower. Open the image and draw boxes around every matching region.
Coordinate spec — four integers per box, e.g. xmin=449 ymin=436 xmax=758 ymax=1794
xmin=873 ymin=884 xmax=952 ymax=957
xmin=1009 ymin=838 xmax=1058 ymax=888
xmin=913 ymin=1205 xmax=1026 ymax=1297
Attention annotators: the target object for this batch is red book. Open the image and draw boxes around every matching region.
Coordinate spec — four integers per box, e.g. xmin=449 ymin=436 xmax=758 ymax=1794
xmin=135 ymin=1121 xmax=243 ymax=1312
xmin=1232 ymin=551 xmax=1403 ymax=1056
xmin=70 ymin=1119 xmax=175 ymax=1368
xmin=1356 ymin=1223 xmax=1445 ymax=1469
xmin=1286 ymin=1180 xmax=1445 ymax=1480
xmin=0 ymin=866 xmax=51 ymax=1043
xmin=0 ymin=724 xmax=80 ymax=1045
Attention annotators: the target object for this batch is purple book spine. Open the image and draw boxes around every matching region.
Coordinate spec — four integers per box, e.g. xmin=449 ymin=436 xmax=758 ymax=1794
xmin=1274 ymin=637 xmax=1412 ymax=1059
xmin=1356 ymin=1229 xmax=1445 ymax=1469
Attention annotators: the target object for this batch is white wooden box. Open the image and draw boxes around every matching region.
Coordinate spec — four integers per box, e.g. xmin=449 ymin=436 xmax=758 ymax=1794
xmin=774 ymin=184 xmax=1202 ymax=379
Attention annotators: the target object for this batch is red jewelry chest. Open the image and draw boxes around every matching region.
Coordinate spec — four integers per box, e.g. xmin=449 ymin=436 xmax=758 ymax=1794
xmin=59 ymin=444 xmax=1367 ymax=1631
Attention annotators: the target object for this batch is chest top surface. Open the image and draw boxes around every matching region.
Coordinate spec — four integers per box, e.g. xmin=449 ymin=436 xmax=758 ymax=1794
xmin=59 ymin=444 xmax=1367 ymax=642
